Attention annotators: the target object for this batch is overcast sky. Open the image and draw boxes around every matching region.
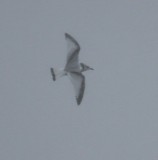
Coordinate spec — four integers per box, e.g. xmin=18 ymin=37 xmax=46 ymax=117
xmin=1 ymin=0 xmax=158 ymax=160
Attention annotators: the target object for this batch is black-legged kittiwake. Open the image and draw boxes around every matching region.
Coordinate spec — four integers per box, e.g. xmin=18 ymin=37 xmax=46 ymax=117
xmin=50 ymin=33 xmax=93 ymax=105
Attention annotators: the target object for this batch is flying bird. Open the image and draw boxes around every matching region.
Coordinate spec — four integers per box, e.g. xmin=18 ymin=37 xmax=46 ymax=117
xmin=50 ymin=33 xmax=93 ymax=105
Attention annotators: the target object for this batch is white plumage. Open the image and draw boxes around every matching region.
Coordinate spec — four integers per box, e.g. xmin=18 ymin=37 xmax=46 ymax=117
xmin=50 ymin=33 xmax=93 ymax=105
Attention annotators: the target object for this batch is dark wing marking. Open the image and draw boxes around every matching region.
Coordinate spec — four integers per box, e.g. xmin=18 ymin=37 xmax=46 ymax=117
xmin=64 ymin=33 xmax=81 ymax=72
xmin=76 ymin=73 xmax=85 ymax=105
xmin=50 ymin=68 xmax=56 ymax=81
xmin=68 ymin=72 xmax=85 ymax=105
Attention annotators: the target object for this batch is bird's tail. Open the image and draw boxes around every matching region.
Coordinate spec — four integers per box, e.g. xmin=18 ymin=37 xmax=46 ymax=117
xmin=50 ymin=68 xmax=66 ymax=81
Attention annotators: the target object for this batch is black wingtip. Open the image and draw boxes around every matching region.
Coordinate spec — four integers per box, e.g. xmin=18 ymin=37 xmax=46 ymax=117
xmin=65 ymin=32 xmax=69 ymax=36
xmin=50 ymin=68 xmax=56 ymax=81
xmin=64 ymin=33 xmax=80 ymax=51
xmin=76 ymin=98 xmax=81 ymax=105
xmin=65 ymin=33 xmax=71 ymax=38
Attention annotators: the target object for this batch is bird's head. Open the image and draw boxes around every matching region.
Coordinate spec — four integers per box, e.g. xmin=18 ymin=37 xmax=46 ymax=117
xmin=80 ymin=63 xmax=94 ymax=72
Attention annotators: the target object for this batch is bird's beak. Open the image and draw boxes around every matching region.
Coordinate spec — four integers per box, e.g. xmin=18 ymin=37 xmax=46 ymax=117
xmin=89 ymin=67 xmax=94 ymax=70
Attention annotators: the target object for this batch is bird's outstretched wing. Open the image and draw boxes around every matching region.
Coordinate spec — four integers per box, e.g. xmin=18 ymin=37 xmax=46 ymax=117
xmin=64 ymin=33 xmax=80 ymax=72
xmin=68 ymin=72 xmax=85 ymax=105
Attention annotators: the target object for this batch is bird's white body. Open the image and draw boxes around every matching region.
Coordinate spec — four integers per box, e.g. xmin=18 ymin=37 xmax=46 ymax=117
xmin=50 ymin=33 xmax=93 ymax=105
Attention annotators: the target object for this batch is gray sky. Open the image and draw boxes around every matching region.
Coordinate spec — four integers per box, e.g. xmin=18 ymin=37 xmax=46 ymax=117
xmin=1 ymin=0 xmax=158 ymax=159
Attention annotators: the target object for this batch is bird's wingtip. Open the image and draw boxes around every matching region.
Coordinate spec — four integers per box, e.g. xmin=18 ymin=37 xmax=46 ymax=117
xmin=76 ymin=98 xmax=81 ymax=105
xmin=65 ymin=33 xmax=69 ymax=37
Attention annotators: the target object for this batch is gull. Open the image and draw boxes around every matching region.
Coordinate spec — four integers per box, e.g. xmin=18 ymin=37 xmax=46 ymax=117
xmin=50 ymin=33 xmax=93 ymax=105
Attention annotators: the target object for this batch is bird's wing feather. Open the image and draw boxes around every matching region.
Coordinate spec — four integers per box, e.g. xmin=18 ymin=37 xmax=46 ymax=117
xmin=68 ymin=72 xmax=85 ymax=105
xmin=64 ymin=33 xmax=80 ymax=72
